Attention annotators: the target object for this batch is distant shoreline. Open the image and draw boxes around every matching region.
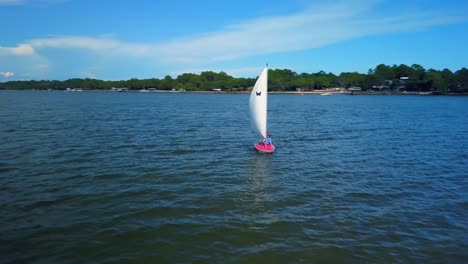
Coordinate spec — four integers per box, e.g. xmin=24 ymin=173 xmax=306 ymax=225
xmin=1 ymin=89 xmax=467 ymax=96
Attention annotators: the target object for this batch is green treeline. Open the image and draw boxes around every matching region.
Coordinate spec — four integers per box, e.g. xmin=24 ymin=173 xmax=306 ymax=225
xmin=1 ymin=64 xmax=467 ymax=93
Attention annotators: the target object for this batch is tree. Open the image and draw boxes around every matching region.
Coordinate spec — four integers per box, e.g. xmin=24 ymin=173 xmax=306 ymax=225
xmin=176 ymin=73 xmax=202 ymax=91
xmin=426 ymin=69 xmax=447 ymax=92
xmin=454 ymin=67 xmax=468 ymax=93
xmin=394 ymin=64 xmax=413 ymax=78
xmin=411 ymin=64 xmax=426 ymax=80
xmin=160 ymin=75 xmax=174 ymax=90
xmin=339 ymin=72 xmax=366 ymax=88
xmin=269 ymin=69 xmax=297 ymax=91
xmin=373 ymin=64 xmax=395 ymax=83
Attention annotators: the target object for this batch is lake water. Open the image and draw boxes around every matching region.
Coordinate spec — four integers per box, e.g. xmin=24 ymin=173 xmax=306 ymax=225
xmin=0 ymin=91 xmax=467 ymax=263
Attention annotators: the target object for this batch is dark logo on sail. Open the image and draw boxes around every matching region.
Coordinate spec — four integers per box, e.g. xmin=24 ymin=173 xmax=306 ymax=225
xmin=256 ymin=92 xmax=261 ymax=96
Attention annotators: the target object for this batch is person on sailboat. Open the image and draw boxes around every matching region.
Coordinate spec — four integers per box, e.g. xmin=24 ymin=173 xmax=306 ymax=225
xmin=262 ymin=134 xmax=272 ymax=147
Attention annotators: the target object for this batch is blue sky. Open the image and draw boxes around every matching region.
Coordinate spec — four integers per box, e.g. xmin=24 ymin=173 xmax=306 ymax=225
xmin=0 ymin=0 xmax=467 ymax=81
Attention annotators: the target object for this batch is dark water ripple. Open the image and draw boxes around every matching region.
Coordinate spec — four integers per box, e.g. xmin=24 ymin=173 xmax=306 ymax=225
xmin=0 ymin=91 xmax=467 ymax=263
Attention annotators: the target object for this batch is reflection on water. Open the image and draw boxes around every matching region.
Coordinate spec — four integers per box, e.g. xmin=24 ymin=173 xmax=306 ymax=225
xmin=247 ymin=153 xmax=271 ymax=210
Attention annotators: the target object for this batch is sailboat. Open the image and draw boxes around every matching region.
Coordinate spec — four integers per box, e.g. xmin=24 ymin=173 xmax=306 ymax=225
xmin=249 ymin=66 xmax=275 ymax=153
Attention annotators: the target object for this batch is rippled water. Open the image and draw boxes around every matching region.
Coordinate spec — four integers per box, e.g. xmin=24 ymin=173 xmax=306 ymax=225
xmin=1 ymin=91 xmax=467 ymax=263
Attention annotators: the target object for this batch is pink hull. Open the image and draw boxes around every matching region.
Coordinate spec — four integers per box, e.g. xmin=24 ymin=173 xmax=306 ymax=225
xmin=254 ymin=143 xmax=275 ymax=153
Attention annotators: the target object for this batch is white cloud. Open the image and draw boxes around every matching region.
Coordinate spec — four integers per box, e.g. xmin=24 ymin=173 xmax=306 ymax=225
xmin=31 ymin=37 xmax=120 ymax=50
xmin=0 ymin=71 xmax=15 ymax=78
xmin=11 ymin=44 xmax=35 ymax=55
xmin=153 ymin=1 xmax=465 ymax=64
xmin=0 ymin=44 xmax=35 ymax=56
xmin=19 ymin=0 xmax=465 ymax=64
xmin=29 ymin=36 xmax=153 ymax=57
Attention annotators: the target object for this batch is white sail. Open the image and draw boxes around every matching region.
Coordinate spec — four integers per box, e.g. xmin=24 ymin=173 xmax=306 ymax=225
xmin=249 ymin=67 xmax=268 ymax=138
